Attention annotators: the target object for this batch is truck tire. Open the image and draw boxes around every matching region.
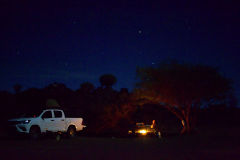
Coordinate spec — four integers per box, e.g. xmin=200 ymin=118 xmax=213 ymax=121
xmin=29 ymin=126 xmax=41 ymax=140
xmin=67 ymin=126 xmax=76 ymax=138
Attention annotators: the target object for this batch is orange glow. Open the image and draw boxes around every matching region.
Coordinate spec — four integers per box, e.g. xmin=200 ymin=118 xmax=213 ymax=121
xmin=139 ymin=130 xmax=147 ymax=134
xmin=151 ymin=120 xmax=155 ymax=128
xmin=136 ymin=129 xmax=147 ymax=135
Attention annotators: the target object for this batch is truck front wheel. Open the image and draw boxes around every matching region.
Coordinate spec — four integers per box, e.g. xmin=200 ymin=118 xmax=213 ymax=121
xmin=67 ymin=126 xmax=76 ymax=138
xmin=29 ymin=126 xmax=41 ymax=140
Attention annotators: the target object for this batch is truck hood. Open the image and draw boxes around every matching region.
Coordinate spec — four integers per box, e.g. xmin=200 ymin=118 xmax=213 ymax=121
xmin=8 ymin=117 xmax=35 ymax=122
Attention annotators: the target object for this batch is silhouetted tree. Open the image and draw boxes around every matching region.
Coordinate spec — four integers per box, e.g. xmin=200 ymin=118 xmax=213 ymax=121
xmin=75 ymin=82 xmax=95 ymax=113
xmin=0 ymin=91 xmax=15 ymax=120
xmin=99 ymin=74 xmax=117 ymax=88
xmin=96 ymin=90 xmax=136 ymax=135
xmin=46 ymin=99 xmax=60 ymax=108
xmin=118 ymin=88 xmax=129 ymax=104
xmin=43 ymin=82 xmax=74 ymax=107
xmin=78 ymin=82 xmax=95 ymax=93
xmin=134 ymin=61 xmax=233 ymax=134
xmin=18 ymin=88 xmax=45 ymax=112
xmin=13 ymin=83 xmax=22 ymax=94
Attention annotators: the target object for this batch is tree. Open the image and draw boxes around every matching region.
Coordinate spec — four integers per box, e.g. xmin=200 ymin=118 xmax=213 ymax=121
xmin=13 ymin=83 xmax=22 ymax=94
xmin=43 ymin=82 xmax=74 ymax=108
xmin=46 ymin=99 xmax=60 ymax=108
xmin=99 ymin=74 xmax=117 ymax=88
xmin=134 ymin=61 xmax=233 ymax=134
xmin=96 ymin=90 xmax=136 ymax=135
xmin=79 ymin=82 xmax=95 ymax=93
xmin=75 ymin=82 xmax=95 ymax=111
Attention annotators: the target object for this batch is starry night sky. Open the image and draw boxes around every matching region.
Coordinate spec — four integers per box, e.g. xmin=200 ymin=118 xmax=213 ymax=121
xmin=0 ymin=0 xmax=240 ymax=100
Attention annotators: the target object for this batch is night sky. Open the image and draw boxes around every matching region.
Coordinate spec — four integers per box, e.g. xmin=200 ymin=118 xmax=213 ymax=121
xmin=0 ymin=0 xmax=239 ymax=100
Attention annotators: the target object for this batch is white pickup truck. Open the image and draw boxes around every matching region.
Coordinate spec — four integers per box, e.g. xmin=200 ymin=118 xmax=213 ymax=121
xmin=7 ymin=109 xmax=86 ymax=138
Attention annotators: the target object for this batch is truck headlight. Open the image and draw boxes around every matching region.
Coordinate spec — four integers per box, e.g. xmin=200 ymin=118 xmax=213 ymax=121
xmin=139 ymin=129 xmax=147 ymax=134
xmin=21 ymin=120 xmax=31 ymax=124
xmin=136 ymin=129 xmax=147 ymax=135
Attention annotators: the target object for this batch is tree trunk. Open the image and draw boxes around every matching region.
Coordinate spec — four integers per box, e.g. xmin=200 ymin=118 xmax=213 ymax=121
xmin=180 ymin=112 xmax=192 ymax=134
xmin=164 ymin=104 xmax=193 ymax=135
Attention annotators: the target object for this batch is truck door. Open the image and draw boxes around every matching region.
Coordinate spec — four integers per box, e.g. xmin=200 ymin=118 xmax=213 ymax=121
xmin=53 ymin=110 xmax=66 ymax=132
xmin=40 ymin=110 xmax=54 ymax=132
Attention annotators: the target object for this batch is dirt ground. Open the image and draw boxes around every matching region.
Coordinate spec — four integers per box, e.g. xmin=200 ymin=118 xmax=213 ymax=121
xmin=0 ymin=127 xmax=240 ymax=160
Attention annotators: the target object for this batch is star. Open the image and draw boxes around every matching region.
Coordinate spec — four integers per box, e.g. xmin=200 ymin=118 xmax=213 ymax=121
xmin=138 ymin=30 xmax=142 ymax=34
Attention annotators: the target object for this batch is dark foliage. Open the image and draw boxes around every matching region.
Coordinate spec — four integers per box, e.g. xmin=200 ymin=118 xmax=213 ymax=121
xmin=0 ymin=70 xmax=238 ymax=136
xmin=0 ymin=75 xmax=134 ymax=136
xmin=134 ymin=61 xmax=234 ymax=134
xmin=99 ymin=74 xmax=117 ymax=88
xmin=13 ymin=83 xmax=22 ymax=94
